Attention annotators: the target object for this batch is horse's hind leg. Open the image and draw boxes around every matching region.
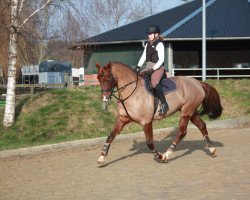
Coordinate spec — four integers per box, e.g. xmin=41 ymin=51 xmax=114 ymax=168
xmin=190 ymin=111 xmax=216 ymax=157
xmin=161 ymin=116 xmax=190 ymax=162
xmin=97 ymin=116 xmax=131 ymax=166
xmin=144 ymin=122 xmax=164 ymax=161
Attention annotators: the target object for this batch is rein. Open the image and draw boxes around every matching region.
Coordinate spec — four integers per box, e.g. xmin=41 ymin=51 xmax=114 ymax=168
xmin=108 ymin=73 xmax=140 ymax=121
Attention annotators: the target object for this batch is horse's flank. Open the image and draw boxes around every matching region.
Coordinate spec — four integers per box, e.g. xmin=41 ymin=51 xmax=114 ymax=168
xmin=154 ymin=76 xmax=205 ymax=119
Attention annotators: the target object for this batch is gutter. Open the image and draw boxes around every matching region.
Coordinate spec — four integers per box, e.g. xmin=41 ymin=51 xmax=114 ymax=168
xmin=164 ymin=37 xmax=250 ymax=41
xmin=71 ymin=39 xmax=146 ymax=48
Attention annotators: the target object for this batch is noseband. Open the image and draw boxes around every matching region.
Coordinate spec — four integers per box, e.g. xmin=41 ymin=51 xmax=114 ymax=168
xmin=100 ymin=73 xmax=116 ymax=94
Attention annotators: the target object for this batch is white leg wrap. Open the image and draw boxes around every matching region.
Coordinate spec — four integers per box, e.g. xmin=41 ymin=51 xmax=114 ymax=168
xmin=209 ymin=147 xmax=216 ymax=154
xmin=97 ymin=155 xmax=105 ymax=165
xmin=164 ymin=150 xmax=173 ymax=160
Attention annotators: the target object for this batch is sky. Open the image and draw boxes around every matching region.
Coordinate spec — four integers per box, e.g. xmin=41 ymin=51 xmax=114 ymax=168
xmin=155 ymin=0 xmax=191 ymax=12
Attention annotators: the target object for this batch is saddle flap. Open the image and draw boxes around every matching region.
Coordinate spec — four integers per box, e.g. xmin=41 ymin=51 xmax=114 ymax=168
xmin=160 ymin=78 xmax=178 ymax=94
xmin=144 ymin=77 xmax=177 ymax=96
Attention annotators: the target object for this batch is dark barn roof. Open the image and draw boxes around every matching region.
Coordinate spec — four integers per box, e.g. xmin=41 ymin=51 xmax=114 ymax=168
xmin=73 ymin=0 xmax=250 ymax=48
xmin=168 ymin=0 xmax=250 ymax=39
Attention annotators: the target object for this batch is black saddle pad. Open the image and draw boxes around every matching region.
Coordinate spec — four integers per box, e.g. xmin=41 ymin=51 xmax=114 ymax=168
xmin=144 ymin=78 xmax=177 ymax=96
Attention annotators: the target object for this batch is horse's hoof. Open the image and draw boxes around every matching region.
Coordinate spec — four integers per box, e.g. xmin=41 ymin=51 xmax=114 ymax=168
xmin=159 ymin=150 xmax=172 ymax=163
xmin=209 ymin=147 xmax=217 ymax=157
xmin=97 ymin=155 xmax=105 ymax=167
xmin=160 ymin=155 xmax=168 ymax=163
xmin=158 ymin=154 xmax=168 ymax=163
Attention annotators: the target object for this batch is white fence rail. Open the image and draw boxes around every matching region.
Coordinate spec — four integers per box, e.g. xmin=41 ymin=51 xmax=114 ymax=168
xmin=172 ymin=68 xmax=250 ymax=80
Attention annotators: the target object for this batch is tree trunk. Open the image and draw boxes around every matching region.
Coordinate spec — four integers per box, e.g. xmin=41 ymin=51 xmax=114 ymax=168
xmin=3 ymin=0 xmax=18 ymax=127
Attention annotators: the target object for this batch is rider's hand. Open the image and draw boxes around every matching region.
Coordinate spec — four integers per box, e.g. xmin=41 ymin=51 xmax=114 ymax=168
xmin=145 ymin=69 xmax=154 ymax=76
xmin=135 ymin=66 xmax=140 ymax=74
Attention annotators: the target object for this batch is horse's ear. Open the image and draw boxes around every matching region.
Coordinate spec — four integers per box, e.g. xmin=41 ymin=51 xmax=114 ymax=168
xmin=106 ymin=61 xmax=112 ymax=70
xmin=96 ymin=63 xmax=101 ymax=70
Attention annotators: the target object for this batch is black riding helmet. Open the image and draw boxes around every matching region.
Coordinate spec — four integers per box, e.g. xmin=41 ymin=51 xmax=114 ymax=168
xmin=146 ymin=25 xmax=160 ymax=34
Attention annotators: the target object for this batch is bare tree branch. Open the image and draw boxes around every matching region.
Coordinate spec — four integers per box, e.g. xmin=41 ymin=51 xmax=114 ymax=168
xmin=19 ymin=0 xmax=52 ymax=28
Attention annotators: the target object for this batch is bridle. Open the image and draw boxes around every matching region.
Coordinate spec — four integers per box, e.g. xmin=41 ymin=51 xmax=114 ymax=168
xmin=101 ymin=72 xmax=140 ymax=121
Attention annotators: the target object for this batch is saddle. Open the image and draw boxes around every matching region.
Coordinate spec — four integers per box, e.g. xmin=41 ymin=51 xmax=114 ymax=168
xmin=143 ymin=74 xmax=177 ymax=96
xmin=143 ymin=74 xmax=177 ymax=115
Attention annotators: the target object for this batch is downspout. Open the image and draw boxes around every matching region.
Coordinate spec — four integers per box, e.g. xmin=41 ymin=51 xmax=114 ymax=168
xmin=166 ymin=42 xmax=174 ymax=76
xmin=141 ymin=40 xmax=146 ymax=48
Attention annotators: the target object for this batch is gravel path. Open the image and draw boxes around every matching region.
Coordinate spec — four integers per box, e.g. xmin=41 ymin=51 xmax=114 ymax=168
xmin=1 ymin=126 xmax=250 ymax=200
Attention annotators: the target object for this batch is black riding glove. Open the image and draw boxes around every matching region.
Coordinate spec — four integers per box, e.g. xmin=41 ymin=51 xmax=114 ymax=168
xmin=135 ymin=66 xmax=140 ymax=74
xmin=145 ymin=69 xmax=154 ymax=76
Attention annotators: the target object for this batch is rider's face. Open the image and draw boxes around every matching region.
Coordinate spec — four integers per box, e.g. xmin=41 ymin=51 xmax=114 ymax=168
xmin=148 ymin=33 xmax=155 ymax=41
xmin=148 ymin=33 xmax=158 ymax=41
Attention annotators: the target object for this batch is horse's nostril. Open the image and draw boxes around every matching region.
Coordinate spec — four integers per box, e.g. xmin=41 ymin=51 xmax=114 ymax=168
xmin=103 ymin=96 xmax=109 ymax=102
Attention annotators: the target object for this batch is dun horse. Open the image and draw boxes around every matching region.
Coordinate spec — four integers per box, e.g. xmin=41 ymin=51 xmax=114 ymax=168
xmin=96 ymin=62 xmax=222 ymax=166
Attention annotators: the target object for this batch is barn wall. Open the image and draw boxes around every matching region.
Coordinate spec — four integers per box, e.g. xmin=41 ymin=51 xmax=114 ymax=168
xmin=83 ymin=42 xmax=173 ymax=75
xmin=82 ymin=39 xmax=250 ymax=75
xmin=173 ymin=40 xmax=250 ymax=68
xmin=83 ymin=43 xmax=143 ymax=74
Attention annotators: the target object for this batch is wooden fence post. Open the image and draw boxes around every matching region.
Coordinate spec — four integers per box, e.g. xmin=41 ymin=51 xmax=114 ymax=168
xmin=30 ymin=85 xmax=34 ymax=97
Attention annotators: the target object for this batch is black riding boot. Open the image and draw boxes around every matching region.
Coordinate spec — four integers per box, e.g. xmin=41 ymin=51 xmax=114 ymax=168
xmin=155 ymin=84 xmax=169 ymax=115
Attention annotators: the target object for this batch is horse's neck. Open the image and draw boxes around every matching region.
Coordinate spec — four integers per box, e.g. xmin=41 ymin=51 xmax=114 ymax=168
xmin=112 ymin=65 xmax=137 ymax=87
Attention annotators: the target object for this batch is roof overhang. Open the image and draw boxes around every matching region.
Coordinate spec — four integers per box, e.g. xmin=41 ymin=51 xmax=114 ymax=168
xmin=70 ymin=39 xmax=145 ymax=50
xmin=70 ymin=36 xmax=250 ymax=50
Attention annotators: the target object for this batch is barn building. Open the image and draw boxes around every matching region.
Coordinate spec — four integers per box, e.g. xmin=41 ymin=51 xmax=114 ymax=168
xmin=71 ymin=0 xmax=250 ymax=79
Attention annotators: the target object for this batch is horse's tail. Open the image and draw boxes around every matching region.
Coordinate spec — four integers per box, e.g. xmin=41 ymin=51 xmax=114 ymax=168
xmin=199 ymin=82 xmax=223 ymax=119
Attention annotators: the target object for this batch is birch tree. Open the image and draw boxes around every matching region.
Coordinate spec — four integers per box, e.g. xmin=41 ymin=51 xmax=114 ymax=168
xmin=0 ymin=0 xmax=9 ymax=82
xmin=3 ymin=0 xmax=65 ymax=127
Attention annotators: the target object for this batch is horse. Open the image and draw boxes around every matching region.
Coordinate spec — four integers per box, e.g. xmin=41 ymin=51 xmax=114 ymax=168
xmin=96 ymin=61 xmax=223 ymax=166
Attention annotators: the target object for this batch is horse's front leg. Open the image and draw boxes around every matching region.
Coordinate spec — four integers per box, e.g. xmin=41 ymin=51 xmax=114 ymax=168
xmin=97 ymin=116 xmax=130 ymax=166
xmin=144 ymin=122 xmax=164 ymax=161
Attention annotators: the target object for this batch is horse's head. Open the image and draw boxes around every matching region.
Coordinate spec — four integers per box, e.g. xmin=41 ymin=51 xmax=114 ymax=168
xmin=96 ymin=62 xmax=117 ymax=101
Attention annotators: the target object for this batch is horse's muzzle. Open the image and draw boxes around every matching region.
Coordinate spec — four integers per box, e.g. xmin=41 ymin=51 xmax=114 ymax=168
xmin=103 ymin=95 xmax=109 ymax=102
xmin=102 ymin=91 xmax=111 ymax=101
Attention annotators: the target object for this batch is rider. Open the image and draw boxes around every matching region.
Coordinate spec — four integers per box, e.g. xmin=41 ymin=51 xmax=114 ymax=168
xmin=135 ymin=24 xmax=169 ymax=115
